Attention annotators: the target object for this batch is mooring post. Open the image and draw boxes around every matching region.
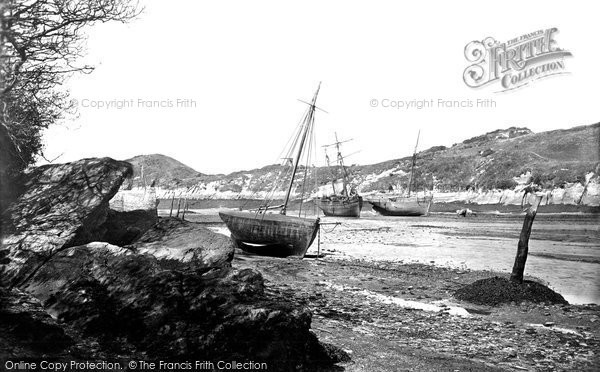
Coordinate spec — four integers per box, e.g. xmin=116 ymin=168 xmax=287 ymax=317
xmin=317 ymin=225 xmax=321 ymax=260
xmin=181 ymin=198 xmax=188 ymax=220
xmin=510 ymin=194 xmax=543 ymax=283
xmin=176 ymin=197 xmax=182 ymax=218
xmin=169 ymin=193 xmax=175 ymax=217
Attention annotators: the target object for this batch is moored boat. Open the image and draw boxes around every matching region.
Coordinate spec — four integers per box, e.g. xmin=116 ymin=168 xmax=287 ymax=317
xmin=219 ymin=210 xmax=319 ymax=257
xmin=219 ymin=84 xmax=323 ymax=258
xmin=317 ymin=134 xmax=363 ymax=217
xmin=369 ymin=195 xmax=432 ymax=216
xmin=318 ymin=194 xmax=363 ymax=217
xmin=369 ymin=130 xmax=433 ymax=217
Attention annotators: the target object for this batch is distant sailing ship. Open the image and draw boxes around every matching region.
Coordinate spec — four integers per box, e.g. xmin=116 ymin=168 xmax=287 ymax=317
xmin=219 ymin=84 xmax=322 ymax=258
xmin=369 ymin=130 xmax=433 ymax=216
xmin=318 ymin=134 xmax=362 ymax=217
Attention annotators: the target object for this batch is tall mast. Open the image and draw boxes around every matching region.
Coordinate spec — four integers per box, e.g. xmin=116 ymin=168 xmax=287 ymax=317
xmin=323 ymin=134 xmax=352 ymax=196
xmin=281 ymin=83 xmax=321 ymax=215
xmin=334 ymin=132 xmax=350 ymax=196
xmin=407 ymin=130 xmax=420 ymax=197
xmin=325 ymin=149 xmax=337 ymax=194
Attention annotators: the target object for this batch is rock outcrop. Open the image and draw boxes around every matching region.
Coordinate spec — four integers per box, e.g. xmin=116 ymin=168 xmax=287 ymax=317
xmin=0 ymin=287 xmax=73 ymax=356
xmin=128 ymin=217 xmax=234 ymax=269
xmin=1 ymin=157 xmax=346 ymax=370
xmin=95 ymin=209 xmax=158 ymax=247
xmin=0 ymin=157 xmax=132 ymax=287
xmin=19 ymin=243 xmax=343 ymax=369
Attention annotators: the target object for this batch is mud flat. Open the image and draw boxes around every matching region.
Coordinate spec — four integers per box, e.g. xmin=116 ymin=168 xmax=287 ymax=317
xmin=232 ymin=253 xmax=599 ymax=371
xmin=179 ymin=208 xmax=599 ymax=305
xmin=315 ymin=213 xmax=600 ymax=305
xmin=175 ymin=207 xmax=600 ymax=370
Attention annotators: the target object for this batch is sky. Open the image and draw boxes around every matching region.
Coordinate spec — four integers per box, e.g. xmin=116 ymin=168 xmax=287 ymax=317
xmin=41 ymin=0 xmax=600 ymax=174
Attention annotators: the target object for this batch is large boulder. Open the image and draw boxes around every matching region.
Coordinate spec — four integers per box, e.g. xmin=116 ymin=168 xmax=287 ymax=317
xmin=127 ymin=217 xmax=234 ymax=269
xmin=20 ymin=243 xmax=344 ymax=369
xmin=0 ymin=157 xmax=132 ymax=287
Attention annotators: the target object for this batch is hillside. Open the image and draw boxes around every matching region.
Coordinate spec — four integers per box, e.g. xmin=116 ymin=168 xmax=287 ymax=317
xmin=356 ymin=123 xmax=599 ymax=193
xmin=123 ymin=154 xmax=203 ymax=188
xmin=124 ymin=123 xmax=600 ymax=205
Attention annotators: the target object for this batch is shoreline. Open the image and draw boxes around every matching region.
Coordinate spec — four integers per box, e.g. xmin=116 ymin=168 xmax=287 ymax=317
xmin=157 ymin=198 xmax=600 ymax=215
xmin=233 ymin=252 xmax=600 ymax=371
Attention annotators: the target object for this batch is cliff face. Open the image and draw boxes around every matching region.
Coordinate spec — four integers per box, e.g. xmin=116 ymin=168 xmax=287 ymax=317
xmin=125 ymin=123 xmax=600 ymax=206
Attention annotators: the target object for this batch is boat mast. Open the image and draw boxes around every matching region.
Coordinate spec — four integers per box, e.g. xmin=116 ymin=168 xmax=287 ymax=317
xmin=325 ymin=150 xmax=337 ymax=194
xmin=323 ymin=134 xmax=352 ymax=196
xmin=407 ymin=130 xmax=420 ymax=197
xmin=335 ymin=132 xmax=350 ymax=196
xmin=281 ymin=83 xmax=321 ymax=215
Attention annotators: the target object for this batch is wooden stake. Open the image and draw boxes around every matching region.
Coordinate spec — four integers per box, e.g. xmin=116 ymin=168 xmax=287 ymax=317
xmin=510 ymin=194 xmax=543 ymax=283
xmin=176 ymin=198 xmax=182 ymax=218
xmin=181 ymin=198 xmax=188 ymax=220
xmin=169 ymin=193 xmax=175 ymax=217
xmin=317 ymin=225 xmax=321 ymax=260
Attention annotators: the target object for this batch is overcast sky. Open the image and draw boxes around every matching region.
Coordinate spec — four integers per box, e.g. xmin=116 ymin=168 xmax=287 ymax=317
xmin=41 ymin=0 xmax=600 ymax=174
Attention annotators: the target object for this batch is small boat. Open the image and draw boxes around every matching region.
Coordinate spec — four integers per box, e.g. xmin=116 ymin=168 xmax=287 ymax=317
xmin=219 ymin=84 xmax=322 ymax=258
xmin=369 ymin=130 xmax=433 ymax=216
xmin=218 ymin=211 xmax=319 ymax=257
xmin=318 ymin=134 xmax=363 ymax=217
xmin=318 ymin=194 xmax=362 ymax=217
xmin=369 ymin=195 xmax=432 ymax=216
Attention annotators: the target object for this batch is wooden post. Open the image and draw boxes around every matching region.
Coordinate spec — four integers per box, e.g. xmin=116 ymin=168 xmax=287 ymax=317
xmin=181 ymin=198 xmax=188 ymax=220
xmin=317 ymin=225 xmax=321 ymax=259
xmin=169 ymin=193 xmax=175 ymax=217
xmin=510 ymin=194 xmax=543 ymax=283
xmin=176 ymin=198 xmax=182 ymax=218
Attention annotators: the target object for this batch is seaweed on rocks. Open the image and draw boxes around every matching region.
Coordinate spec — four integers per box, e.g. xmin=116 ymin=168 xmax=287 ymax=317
xmin=454 ymin=276 xmax=568 ymax=306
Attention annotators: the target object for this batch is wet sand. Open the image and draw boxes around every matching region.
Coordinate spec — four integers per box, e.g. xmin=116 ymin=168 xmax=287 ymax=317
xmin=313 ymin=212 xmax=600 ymax=305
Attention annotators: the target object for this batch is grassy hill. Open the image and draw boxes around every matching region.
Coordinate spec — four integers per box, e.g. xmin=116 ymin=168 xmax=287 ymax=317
xmin=356 ymin=123 xmax=599 ymax=193
xmin=125 ymin=123 xmax=600 ymax=196
xmin=124 ymin=154 xmax=203 ymax=188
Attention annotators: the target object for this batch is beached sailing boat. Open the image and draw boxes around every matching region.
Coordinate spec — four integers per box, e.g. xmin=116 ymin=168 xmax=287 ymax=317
xmin=218 ymin=85 xmax=322 ymax=258
xmin=369 ymin=130 xmax=433 ymax=216
xmin=317 ymin=134 xmax=363 ymax=217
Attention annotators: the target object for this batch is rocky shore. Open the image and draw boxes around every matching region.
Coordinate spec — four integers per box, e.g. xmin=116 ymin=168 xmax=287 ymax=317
xmin=0 ymin=158 xmax=346 ymax=371
xmin=234 ymin=252 xmax=600 ymax=371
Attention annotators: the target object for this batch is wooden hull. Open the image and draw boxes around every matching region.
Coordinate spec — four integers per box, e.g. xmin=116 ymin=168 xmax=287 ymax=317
xmin=218 ymin=210 xmax=320 ymax=258
xmin=370 ymin=196 xmax=433 ymax=216
xmin=318 ymin=195 xmax=363 ymax=217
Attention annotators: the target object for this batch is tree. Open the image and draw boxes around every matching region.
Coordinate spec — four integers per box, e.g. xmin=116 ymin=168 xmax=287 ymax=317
xmin=0 ymin=0 xmax=140 ymax=212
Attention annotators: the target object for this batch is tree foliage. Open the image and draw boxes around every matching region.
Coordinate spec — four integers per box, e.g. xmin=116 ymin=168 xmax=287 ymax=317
xmin=0 ymin=0 xmax=139 ymax=209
